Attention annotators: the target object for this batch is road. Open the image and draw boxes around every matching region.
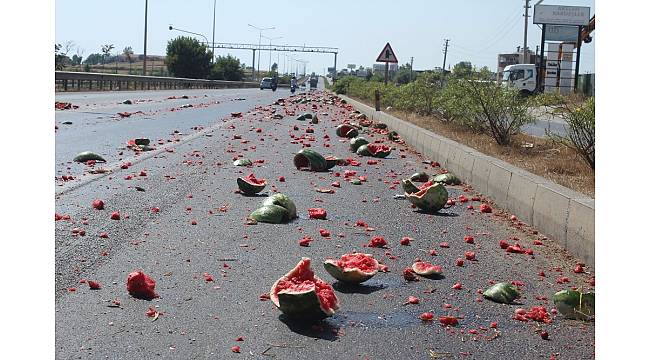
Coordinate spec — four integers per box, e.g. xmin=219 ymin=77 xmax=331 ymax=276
xmin=521 ymin=108 xmax=569 ymax=138
xmin=55 ymin=83 xmax=594 ymax=359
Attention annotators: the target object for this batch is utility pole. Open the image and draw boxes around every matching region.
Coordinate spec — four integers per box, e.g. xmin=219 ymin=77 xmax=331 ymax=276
xmin=409 ymin=56 xmax=414 ymax=82
xmin=523 ymin=0 xmax=531 ymax=63
xmin=442 ymin=39 xmax=449 ymax=73
xmin=212 ymin=0 xmax=216 ymax=63
xmin=142 ymin=0 xmax=148 ymax=76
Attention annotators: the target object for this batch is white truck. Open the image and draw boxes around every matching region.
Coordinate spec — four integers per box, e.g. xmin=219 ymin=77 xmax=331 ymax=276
xmin=502 ymin=64 xmax=537 ymax=95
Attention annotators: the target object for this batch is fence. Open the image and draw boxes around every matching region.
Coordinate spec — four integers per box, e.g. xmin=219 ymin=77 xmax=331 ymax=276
xmin=55 ymin=71 xmax=262 ymax=92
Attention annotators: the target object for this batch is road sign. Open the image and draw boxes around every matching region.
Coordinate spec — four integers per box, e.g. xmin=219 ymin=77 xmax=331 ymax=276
xmin=533 ymin=5 xmax=590 ymax=26
xmin=545 ymin=25 xmax=579 ymax=42
xmin=376 ymin=43 xmax=398 ymax=63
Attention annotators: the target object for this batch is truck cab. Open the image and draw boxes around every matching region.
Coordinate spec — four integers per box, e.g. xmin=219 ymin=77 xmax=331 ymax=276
xmin=502 ymin=64 xmax=537 ymax=95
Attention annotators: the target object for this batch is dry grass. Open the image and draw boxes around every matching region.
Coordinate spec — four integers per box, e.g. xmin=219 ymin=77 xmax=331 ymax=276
xmin=352 ymin=98 xmax=594 ymax=197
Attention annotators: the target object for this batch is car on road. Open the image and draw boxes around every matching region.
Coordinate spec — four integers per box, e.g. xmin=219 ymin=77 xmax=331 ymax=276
xmin=260 ymin=77 xmax=273 ymax=90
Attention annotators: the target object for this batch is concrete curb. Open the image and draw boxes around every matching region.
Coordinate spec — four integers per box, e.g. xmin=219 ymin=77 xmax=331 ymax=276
xmin=337 ymin=94 xmax=594 ymax=267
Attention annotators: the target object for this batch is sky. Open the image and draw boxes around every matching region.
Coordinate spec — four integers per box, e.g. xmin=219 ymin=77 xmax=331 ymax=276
xmin=55 ymin=0 xmax=595 ymax=75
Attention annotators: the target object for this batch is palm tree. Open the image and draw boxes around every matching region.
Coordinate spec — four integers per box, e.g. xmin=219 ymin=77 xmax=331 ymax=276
xmin=123 ymin=46 xmax=134 ymax=74
xmin=101 ymin=44 xmax=114 ymax=72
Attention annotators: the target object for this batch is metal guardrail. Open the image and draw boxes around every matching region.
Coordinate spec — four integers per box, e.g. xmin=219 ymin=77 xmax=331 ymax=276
xmin=55 ymin=71 xmax=264 ymax=92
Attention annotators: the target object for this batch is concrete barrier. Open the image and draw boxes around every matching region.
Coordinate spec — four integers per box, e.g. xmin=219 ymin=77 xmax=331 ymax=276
xmin=338 ymin=94 xmax=595 ymax=267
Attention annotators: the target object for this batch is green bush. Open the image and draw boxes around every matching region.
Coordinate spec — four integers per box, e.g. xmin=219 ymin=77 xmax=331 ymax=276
xmin=454 ymin=79 xmax=534 ymax=145
xmin=548 ymin=97 xmax=595 ymax=169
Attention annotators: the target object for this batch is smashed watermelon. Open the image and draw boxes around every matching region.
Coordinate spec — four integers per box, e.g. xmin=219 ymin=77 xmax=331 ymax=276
xmin=237 ymin=173 xmax=267 ymax=195
xmin=405 ymin=182 xmax=448 ymax=212
xmin=411 ymin=261 xmax=443 ymax=277
xmin=126 ymin=271 xmax=158 ymax=299
xmin=323 ymin=253 xmax=380 ymax=284
xmin=356 ymin=143 xmax=391 ymax=158
xmin=270 ymin=258 xmax=340 ymax=319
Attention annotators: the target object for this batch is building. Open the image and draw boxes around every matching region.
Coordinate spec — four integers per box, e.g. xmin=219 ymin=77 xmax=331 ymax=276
xmin=497 ymin=47 xmax=540 ymax=82
xmin=372 ymin=63 xmax=398 ymax=74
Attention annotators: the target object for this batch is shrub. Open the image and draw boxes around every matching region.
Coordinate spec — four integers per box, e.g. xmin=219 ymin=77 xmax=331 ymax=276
xmin=547 ymin=97 xmax=595 ymax=170
xmin=455 ymin=80 xmax=534 ymax=145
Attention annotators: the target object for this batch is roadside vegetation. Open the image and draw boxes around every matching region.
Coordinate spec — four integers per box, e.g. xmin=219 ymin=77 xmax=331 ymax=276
xmin=331 ymin=66 xmax=595 ymax=196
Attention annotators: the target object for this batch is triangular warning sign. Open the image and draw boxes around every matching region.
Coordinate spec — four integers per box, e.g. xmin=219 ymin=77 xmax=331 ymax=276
xmin=376 ymin=42 xmax=398 ymax=63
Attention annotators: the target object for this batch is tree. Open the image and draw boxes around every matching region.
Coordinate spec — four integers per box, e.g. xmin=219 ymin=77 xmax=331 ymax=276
xmin=123 ymin=46 xmax=134 ymax=73
xmin=55 ymin=41 xmax=75 ymax=70
xmin=452 ymin=61 xmax=474 ymax=78
xmin=271 ymin=62 xmax=278 ymax=74
xmin=101 ymin=44 xmax=114 ymax=70
xmin=166 ymin=36 xmax=213 ymax=79
xmin=395 ymin=63 xmax=414 ymax=85
xmin=83 ymin=53 xmax=103 ymax=66
xmin=209 ymin=55 xmax=244 ymax=81
xmin=71 ymin=55 xmax=83 ymax=66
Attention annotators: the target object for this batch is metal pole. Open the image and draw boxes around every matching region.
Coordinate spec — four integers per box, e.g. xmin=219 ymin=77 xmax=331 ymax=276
xmin=333 ymin=53 xmax=337 ymax=83
xmin=143 ymin=0 xmax=148 ymax=76
xmin=258 ymin=32 xmax=262 ymax=77
xmin=538 ymin=24 xmax=546 ymax=92
xmin=409 ymin=56 xmax=413 ymax=82
xmin=252 ymin=49 xmax=256 ymax=80
xmin=523 ymin=0 xmax=530 ymax=63
xmin=574 ymin=25 xmax=582 ymax=91
xmin=442 ymin=39 xmax=449 ymax=73
xmin=212 ymin=0 xmax=217 ymax=63
xmin=384 ymin=62 xmax=388 ymax=84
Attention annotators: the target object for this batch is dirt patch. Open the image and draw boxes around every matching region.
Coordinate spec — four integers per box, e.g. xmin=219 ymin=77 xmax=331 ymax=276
xmin=352 ymin=98 xmax=594 ymax=198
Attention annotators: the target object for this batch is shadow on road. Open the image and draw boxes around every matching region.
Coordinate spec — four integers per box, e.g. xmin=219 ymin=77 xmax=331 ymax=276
xmin=278 ymin=316 xmax=340 ymax=341
xmin=413 ymin=209 xmax=459 ymax=217
xmin=332 ymin=281 xmax=386 ymax=294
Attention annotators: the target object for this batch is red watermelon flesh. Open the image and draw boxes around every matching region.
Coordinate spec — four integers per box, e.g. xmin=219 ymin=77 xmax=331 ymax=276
xmin=271 ymin=258 xmax=339 ymax=316
xmin=243 ymin=173 xmax=266 ymax=186
xmin=412 ymin=261 xmax=443 ymax=276
xmin=367 ymin=143 xmax=391 ymax=155
xmin=323 ymin=253 xmax=379 ymax=283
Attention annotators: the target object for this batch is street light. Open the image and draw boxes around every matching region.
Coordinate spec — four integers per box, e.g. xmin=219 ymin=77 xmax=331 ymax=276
xmin=169 ymin=25 xmax=210 ymax=46
xmin=262 ymin=35 xmax=282 ymax=73
xmin=248 ymin=24 xmax=274 ymax=79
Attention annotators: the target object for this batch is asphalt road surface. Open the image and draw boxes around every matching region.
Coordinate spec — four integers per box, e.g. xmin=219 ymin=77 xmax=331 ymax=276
xmin=521 ymin=108 xmax=569 ymax=138
xmin=55 ymin=85 xmax=594 ymax=359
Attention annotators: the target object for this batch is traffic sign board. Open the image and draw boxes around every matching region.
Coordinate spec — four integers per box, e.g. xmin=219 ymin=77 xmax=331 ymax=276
xmin=376 ymin=43 xmax=398 ymax=63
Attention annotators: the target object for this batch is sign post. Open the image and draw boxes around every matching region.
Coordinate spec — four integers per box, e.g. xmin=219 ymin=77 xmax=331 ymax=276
xmin=376 ymin=42 xmax=398 ymax=85
xmin=534 ymin=5 xmax=590 ymax=93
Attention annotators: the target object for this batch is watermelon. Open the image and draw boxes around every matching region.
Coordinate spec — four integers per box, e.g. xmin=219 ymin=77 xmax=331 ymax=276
xmin=483 ymin=282 xmax=521 ymax=304
xmin=294 ymin=149 xmax=328 ymax=172
xmin=411 ymin=261 xmax=443 ymax=277
xmin=323 ymin=253 xmax=379 ymax=284
xmin=401 ymin=179 xmax=420 ymax=194
xmin=250 ymin=193 xmax=297 ymax=224
xmin=250 ymin=204 xmax=290 ymax=224
xmin=233 ymin=158 xmax=253 ymax=166
xmin=350 ymin=137 xmax=369 ymax=152
xmin=553 ymin=290 xmax=595 ymax=320
xmin=262 ymin=193 xmax=297 ymax=220
xmin=73 ymin=151 xmax=106 ymax=163
xmin=270 ymin=258 xmax=340 ymax=319
xmin=324 ymin=156 xmax=341 ymax=170
xmin=433 ymin=173 xmax=461 ymax=185
xmin=336 ymin=124 xmax=359 ymax=138
xmin=410 ymin=172 xmax=429 ymax=182
xmin=237 ymin=173 xmax=267 ymax=195
xmin=405 ymin=183 xmax=449 ymax=212
xmin=356 ymin=143 xmax=391 ymax=158
xmin=126 ymin=271 xmax=158 ymax=299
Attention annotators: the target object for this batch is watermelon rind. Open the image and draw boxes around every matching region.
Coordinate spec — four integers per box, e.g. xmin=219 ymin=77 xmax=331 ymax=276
xmin=553 ymin=290 xmax=595 ymax=320
xmin=483 ymin=282 xmax=521 ymax=304
xmin=405 ymin=183 xmax=449 ymax=212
